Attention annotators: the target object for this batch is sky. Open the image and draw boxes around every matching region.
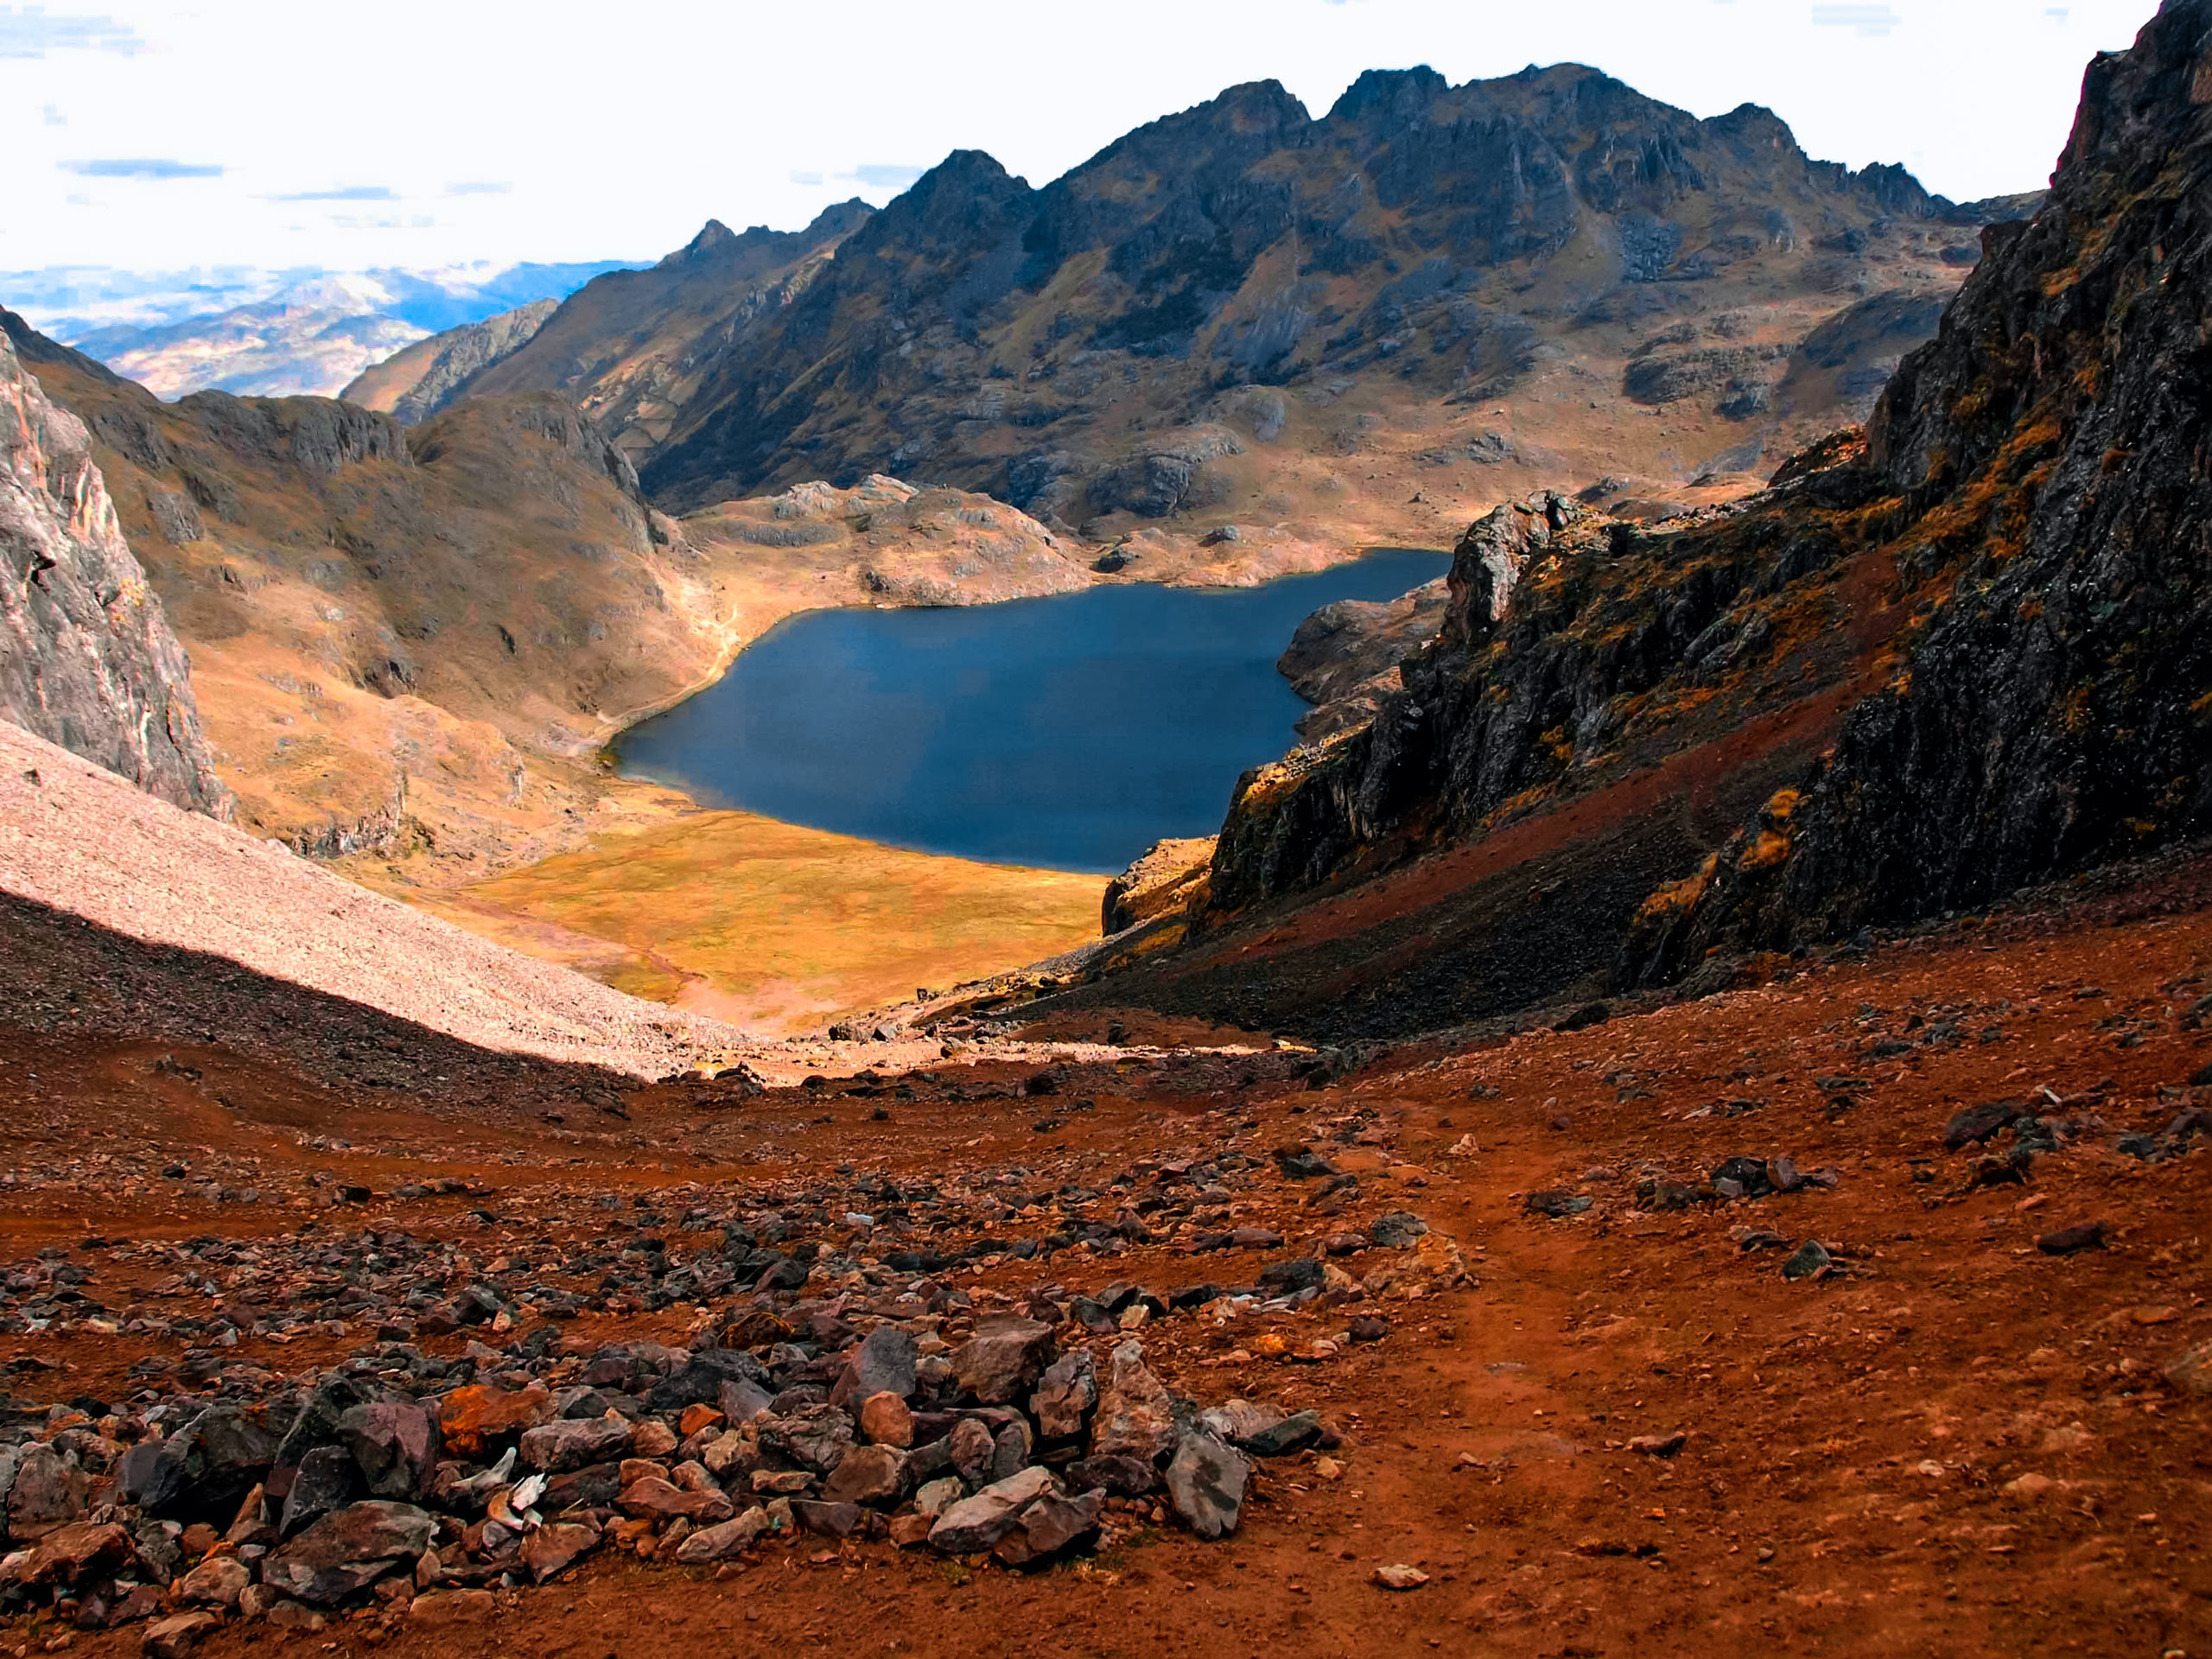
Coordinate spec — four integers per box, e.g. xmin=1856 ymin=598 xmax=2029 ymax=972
xmin=0 ymin=0 xmax=2166 ymax=275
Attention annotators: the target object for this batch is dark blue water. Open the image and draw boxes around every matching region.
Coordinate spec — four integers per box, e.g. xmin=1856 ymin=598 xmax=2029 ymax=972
xmin=617 ymin=550 xmax=1451 ymax=873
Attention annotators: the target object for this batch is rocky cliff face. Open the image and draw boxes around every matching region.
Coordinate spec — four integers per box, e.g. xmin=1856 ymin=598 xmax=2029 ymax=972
xmin=0 ymin=330 xmax=229 ymax=816
xmin=342 ymin=299 xmax=559 ymax=425
xmin=1629 ymin=0 xmax=2212 ymax=976
xmin=632 ymin=64 xmax=2024 ymax=543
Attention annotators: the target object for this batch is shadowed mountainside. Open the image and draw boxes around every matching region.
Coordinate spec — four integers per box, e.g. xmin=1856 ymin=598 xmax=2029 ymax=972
xmin=437 ymin=204 xmax=875 ymax=463
xmin=979 ymin=2 xmax=2212 ymax=1044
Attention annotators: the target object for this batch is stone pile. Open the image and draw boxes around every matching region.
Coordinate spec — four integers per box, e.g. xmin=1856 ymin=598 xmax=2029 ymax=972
xmin=0 ymin=1253 xmax=1380 ymax=1638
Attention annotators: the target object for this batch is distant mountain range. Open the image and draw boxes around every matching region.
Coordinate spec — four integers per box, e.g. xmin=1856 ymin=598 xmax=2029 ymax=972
xmin=350 ymin=65 xmax=2039 ymax=563
xmin=0 ymin=260 xmax=645 ymax=397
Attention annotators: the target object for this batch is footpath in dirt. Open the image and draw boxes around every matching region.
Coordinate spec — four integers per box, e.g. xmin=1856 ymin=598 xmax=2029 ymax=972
xmin=3 ymin=853 xmax=2212 ymax=1656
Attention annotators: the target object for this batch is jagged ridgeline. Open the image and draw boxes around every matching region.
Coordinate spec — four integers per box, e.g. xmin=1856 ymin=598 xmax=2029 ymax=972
xmin=1057 ymin=0 xmax=2212 ymax=1038
xmin=351 ymin=61 xmax=2018 ymax=539
xmin=631 ymin=66 xmax=1990 ymax=518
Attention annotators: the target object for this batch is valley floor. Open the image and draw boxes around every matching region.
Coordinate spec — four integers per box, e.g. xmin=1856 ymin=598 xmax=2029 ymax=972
xmin=3 ymin=842 xmax=2210 ymax=1653
xmin=391 ymin=810 xmax=1105 ymax=1038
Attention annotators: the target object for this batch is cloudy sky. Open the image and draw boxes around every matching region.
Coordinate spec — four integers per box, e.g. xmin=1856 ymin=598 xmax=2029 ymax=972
xmin=1 ymin=0 xmax=2163 ymax=273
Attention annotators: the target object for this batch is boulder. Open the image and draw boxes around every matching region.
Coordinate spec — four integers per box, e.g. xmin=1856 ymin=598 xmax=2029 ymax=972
xmin=842 ymin=1326 xmax=918 ymax=1404
xmin=949 ymin=1417 xmax=996 ymax=1486
xmin=994 ymin=1489 xmax=1105 ymax=1567
xmin=1065 ymin=1454 xmax=1160 ymax=1496
xmin=410 ymin=1589 xmax=494 ymax=1627
xmin=339 ymin=1401 xmax=437 ymax=1500
xmin=1166 ymin=1433 xmax=1249 ymax=1539
xmin=791 ymin=1499 xmax=865 ymax=1538
xmin=671 ymin=1510 xmax=769 ymax=1565
xmin=928 ymin=1466 xmax=1058 ymax=1554
xmin=616 ymin=1477 xmax=734 ymax=1524
xmin=263 ymin=1502 xmax=435 ymax=1605
xmin=435 ymin=1384 xmax=551 ymax=1457
xmin=823 ymin=1444 xmax=906 ymax=1506
xmin=519 ymin=1415 xmax=634 ymax=1473
xmin=279 ymin=1445 xmax=358 ymax=1538
xmin=1090 ymin=1342 xmax=1179 ymax=1462
xmin=15 ymin=1521 xmax=135 ymax=1589
xmin=520 ymin=1520 xmax=601 ymax=1583
xmin=179 ymin=1554 xmax=249 ymax=1609
xmin=1031 ymin=1349 xmax=1097 ymax=1440
xmin=6 ymin=1443 xmax=91 ymax=1539
xmin=858 ymin=1391 xmax=914 ymax=1448
xmin=141 ymin=1612 xmax=219 ymax=1659
xmin=953 ymin=1316 xmax=1057 ymax=1405
xmin=758 ymin=1402 xmax=854 ymax=1473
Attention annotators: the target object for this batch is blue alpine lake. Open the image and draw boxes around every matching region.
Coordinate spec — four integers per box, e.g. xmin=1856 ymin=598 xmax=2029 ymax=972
xmin=616 ymin=549 xmax=1452 ymax=874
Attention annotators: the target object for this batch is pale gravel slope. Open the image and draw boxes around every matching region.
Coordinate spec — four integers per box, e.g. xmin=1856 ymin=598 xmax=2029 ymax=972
xmin=0 ymin=718 xmax=748 ymax=1077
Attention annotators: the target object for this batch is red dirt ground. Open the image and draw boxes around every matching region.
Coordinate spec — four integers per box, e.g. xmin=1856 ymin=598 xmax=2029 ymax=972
xmin=6 ymin=854 xmax=2212 ymax=1656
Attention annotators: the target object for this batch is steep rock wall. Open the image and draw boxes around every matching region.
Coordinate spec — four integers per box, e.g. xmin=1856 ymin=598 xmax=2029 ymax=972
xmin=0 ymin=330 xmax=229 ymax=816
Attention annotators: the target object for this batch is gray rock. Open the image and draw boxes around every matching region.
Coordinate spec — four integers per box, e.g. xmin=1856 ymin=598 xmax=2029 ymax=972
xmin=6 ymin=1443 xmax=89 ymax=1540
xmin=263 ymin=1502 xmax=435 ymax=1605
xmin=1198 ymin=1400 xmax=1284 ymax=1446
xmin=719 ymin=1377 xmax=775 ymax=1424
xmin=1031 ymin=1349 xmax=1097 ymax=1440
xmin=1065 ymin=1454 xmax=1160 ymax=1496
xmin=1090 ymin=1341 xmax=1179 ymax=1462
xmin=913 ymin=1476 xmax=966 ymax=1518
xmin=953 ymin=1315 xmax=1057 ymax=1405
xmin=758 ymin=1402 xmax=854 ymax=1474
xmin=949 ymin=1417 xmax=997 ymax=1487
xmin=845 ymin=1325 xmax=918 ymax=1403
xmin=928 ymin=1465 xmax=1057 ymax=1554
xmin=1368 ymin=1211 xmax=1428 ymax=1247
xmin=1010 ymin=1488 xmax=1105 ymax=1561
xmin=990 ymin=1421 xmax=1033 ymax=1484
xmin=671 ymin=1510 xmax=768 ymax=1565
xmin=0 ymin=329 xmax=231 ymax=815
xmin=1166 ymin=1433 xmax=1249 ymax=1539
xmin=1782 ymin=1239 xmax=1833 ymax=1281
xmin=518 ymin=1415 xmax=633 ymax=1473
xmin=1243 ymin=1409 xmax=1324 ymax=1457
xmin=339 ymin=1401 xmax=436 ymax=1500
xmin=279 ymin=1445 xmax=358 ymax=1538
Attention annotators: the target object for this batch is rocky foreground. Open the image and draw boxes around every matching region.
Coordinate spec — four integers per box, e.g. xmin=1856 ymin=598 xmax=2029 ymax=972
xmin=0 ymin=839 xmax=2209 ymax=1654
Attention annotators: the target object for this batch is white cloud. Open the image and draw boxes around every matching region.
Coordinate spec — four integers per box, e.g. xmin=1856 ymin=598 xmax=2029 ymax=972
xmin=1811 ymin=3 xmax=1902 ymax=35
xmin=0 ymin=7 xmax=141 ymax=55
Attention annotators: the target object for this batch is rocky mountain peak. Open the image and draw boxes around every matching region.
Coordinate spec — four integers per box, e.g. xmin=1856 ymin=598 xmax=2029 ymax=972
xmin=1325 ymin=65 xmax=1450 ymax=127
xmin=664 ymin=219 xmax=741 ymax=265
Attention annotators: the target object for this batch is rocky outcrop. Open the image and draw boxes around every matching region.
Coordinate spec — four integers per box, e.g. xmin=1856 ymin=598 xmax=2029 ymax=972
xmin=342 ymin=300 xmax=560 ymax=426
xmin=1204 ymin=470 xmax=1880 ymax=915
xmin=0 ymin=329 xmax=229 ymax=816
xmin=1628 ymin=0 xmax=2212 ymax=974
xmin=1101 ymin=838 xmax=1215 ymax=935
xmin=1276 ymin=577 xmax=1449 ymax=741
xmin=683 ymin=474 xmax=1090 ymax=607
